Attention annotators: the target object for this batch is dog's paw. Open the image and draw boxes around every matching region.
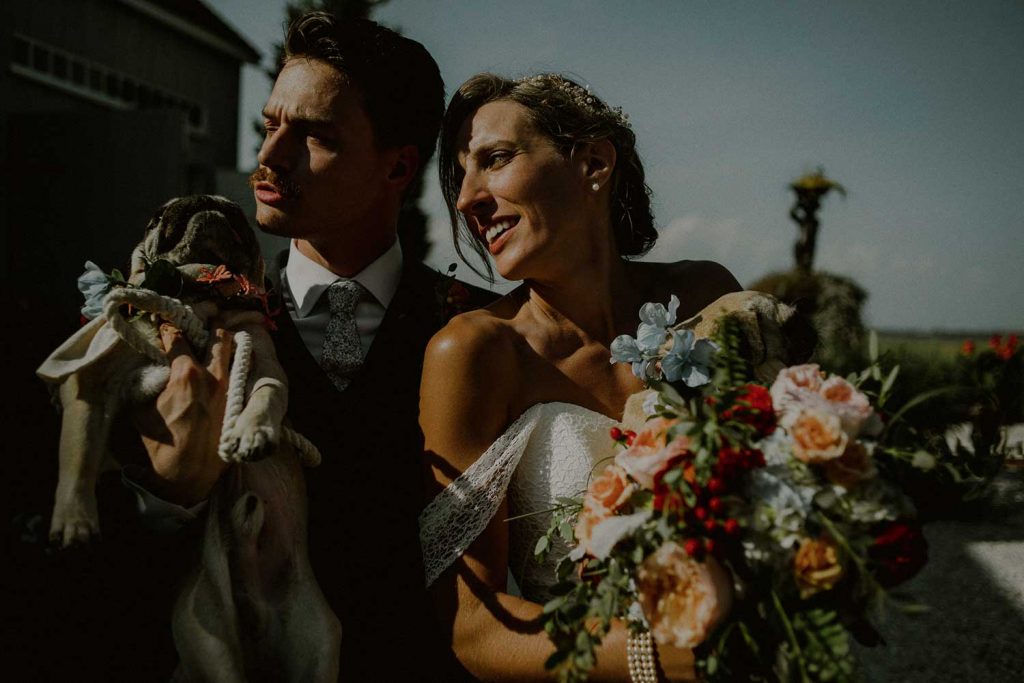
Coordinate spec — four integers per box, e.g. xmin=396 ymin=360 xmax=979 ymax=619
xmin=49 ymin=496 xmax=100 ymax=548
xmin=237 ymin=423 xmax=279 ymax=462
xmin=221 ymin=422 xmax=280 ymax=463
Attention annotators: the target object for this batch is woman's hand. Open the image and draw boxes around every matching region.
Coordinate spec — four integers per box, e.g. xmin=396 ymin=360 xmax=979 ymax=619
xmin=658 ymin=642 xmax=697 ymax=682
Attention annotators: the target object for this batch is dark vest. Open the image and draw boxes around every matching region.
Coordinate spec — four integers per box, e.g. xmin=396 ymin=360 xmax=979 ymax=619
xmin=267 ymin=252 xmax=488 ymax=682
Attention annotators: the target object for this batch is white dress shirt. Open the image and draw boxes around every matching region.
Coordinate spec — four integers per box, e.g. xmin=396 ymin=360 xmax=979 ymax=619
xmin=123 ymin=238 xmax=404 ymax=527
xmin=283 ymin=238 xmax=403 ymax=361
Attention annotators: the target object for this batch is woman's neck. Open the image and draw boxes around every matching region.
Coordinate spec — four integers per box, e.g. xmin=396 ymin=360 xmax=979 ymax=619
xmin=523 ymin=248 xmax=640 ymax=345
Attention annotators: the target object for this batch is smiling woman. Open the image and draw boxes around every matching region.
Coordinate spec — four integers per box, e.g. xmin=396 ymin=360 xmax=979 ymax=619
xmin=439 ymin=73 xmax=658 ymax=282
xmin=419 ymin=72 xmax=742 ymax=682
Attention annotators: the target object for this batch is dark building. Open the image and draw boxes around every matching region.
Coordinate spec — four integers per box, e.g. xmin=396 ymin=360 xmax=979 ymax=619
xmin=2 ymin=5 xmax=259 ymax=671
xmin=2 ymin=0 xmax=260 ymax=287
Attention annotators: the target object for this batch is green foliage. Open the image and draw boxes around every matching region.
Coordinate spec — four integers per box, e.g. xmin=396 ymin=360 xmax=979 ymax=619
xmin=712 ymin=315 xmax=755 ymax=388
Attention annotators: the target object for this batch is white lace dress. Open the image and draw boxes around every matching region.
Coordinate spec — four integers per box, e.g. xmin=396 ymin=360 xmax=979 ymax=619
xmin=419 ymin=402 xmax=618 ymax=602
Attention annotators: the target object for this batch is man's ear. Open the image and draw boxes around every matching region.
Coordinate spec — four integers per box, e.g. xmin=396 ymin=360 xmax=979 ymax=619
xmin=576 ymin=139 xmax=616 ymax=189
xmin=386 ymin=144 xmax=420 ymax=192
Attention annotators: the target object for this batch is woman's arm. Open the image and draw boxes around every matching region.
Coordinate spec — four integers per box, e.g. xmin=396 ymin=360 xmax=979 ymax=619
xmin=420 ymin=314 xmax=693 ymax=682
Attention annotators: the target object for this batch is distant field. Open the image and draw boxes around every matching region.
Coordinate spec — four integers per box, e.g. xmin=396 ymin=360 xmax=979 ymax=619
xmin=872 ymin=327 xmax=1015 ymax=360
xmin=875 ymin=332 xmax=965 ymax=361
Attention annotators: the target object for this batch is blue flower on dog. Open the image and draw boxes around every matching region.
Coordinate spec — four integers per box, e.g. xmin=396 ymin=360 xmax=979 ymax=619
xmin=77 ymin=261 xmax=113 ymax=320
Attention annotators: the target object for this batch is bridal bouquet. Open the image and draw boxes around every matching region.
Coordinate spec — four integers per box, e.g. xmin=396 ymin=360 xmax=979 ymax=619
xmin=536 ymin=296 xmax=929 ymax=682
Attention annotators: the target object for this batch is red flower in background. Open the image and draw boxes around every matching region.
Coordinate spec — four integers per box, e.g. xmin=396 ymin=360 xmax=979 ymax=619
xmin=960 ymin=339 xmax=975 ymax=356
xmin=720 ymin=383 xmax=776 ymax=437
xmin=996 ymin=333 xmax=1018 ymax=361
xmin=869 ymin=520 xmax=928 ymax=587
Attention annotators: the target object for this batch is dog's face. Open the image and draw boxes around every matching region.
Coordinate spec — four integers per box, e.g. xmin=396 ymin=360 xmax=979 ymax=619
xmin=129 ymin=195 xmax=264 ymax=286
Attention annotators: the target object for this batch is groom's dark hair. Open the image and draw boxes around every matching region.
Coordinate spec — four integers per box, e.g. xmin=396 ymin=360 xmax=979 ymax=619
xmin=283 ymin=11 xmax=444 ymax=175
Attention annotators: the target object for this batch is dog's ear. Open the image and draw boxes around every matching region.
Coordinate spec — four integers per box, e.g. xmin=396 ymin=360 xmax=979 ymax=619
xmin=129 ymin=199 xmax=177 ymax=283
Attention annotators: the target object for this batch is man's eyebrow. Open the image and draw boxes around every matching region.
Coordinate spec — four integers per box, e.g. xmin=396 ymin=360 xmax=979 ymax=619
xmin=261 ymin=109 xmax=336 ymax=129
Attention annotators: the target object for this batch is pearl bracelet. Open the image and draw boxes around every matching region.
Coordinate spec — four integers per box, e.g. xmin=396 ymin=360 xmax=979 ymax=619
xmin=626 ymin=631 xmax=660 ymax=683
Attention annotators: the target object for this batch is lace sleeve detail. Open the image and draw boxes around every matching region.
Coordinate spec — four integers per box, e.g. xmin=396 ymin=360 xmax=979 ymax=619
xmin=419 ymin=405 xmax=544 ymax=587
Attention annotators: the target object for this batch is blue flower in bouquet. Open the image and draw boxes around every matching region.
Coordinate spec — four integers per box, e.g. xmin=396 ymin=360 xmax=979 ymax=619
xmin=77 ymin=261 xmax=114 ymax=319
xmin=662 ymin=329 xmax=719 ymax=387
xmin=636 ymin=295 xmax=680 ymax=349
xmin=610 ymin=295 xmax=718 ymax=387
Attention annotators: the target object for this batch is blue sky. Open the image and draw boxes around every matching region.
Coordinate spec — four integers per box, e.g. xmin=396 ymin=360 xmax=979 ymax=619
xmin=207 ymin=0 xmax=1023 ymax=331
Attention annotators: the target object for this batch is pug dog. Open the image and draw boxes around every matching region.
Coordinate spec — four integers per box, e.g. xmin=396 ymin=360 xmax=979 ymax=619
xmin=37 ymin=195 xmax=289 ymax=548
xmin=679 ymin=289 xmax=817 ymax=383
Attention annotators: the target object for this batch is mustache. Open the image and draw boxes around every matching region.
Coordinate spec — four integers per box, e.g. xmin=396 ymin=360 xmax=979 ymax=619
xmin=248 ymin=167 xmax=302 ymax=199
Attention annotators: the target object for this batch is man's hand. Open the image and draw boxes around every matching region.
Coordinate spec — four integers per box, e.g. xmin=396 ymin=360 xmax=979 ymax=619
xmin=132 ymin=319 xmax=235 ymax=507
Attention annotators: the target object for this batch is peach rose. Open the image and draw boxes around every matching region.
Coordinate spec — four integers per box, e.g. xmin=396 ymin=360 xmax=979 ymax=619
xmin=636 ymin=542 xmax=733 ymax=648
xmin=584 ymin=465 xmax=635 ymax=513
xmin=793 ymin=537 xmax=845 ymax=598
xmin=614 ymin=418 xmax=692 ymax=489
xmin=818 ymin=376 xmax=873 ymax=436
xmin=573 ymin=503 xmax=608 ymax=557
xmin=788 ymin=407 xmax=848 ymax=464
xmin=822 ymin=441 xmax=876 ymax=489
xmin=770 ymin=364 xmax=825 ymax=415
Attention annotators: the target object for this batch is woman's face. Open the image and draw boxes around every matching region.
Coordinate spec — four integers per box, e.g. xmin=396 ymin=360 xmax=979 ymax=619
xmin=454 ymin=100 xmax=594 ymax=281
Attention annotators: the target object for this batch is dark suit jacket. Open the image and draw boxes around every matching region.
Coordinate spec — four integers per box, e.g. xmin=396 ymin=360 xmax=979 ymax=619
xmin=4 ymin=252 xmax=492 ymax=682
xmin=266 ymin=251 xmax=491 ymax=682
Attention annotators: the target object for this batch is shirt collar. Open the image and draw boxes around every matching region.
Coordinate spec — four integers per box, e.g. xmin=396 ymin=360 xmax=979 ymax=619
xmin=285 ymin=239 xmax=403 ymax=318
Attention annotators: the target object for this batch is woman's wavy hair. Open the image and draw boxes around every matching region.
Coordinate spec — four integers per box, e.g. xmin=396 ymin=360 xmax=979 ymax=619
xmin=438 ymin=73 xmax=657 ymax=280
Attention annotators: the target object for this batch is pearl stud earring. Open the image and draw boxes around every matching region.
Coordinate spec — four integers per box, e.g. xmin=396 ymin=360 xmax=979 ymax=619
xmin=591 ymin=182 xmax=600 ymax=191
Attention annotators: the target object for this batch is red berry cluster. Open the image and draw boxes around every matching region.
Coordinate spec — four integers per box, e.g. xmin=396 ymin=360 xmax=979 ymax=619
xmin=683 ymin=475 xmax=742 ymax=559
xmin=719 ymin=383 xmax=776 ymax=437
xmin=651 ymin=457 xmax=743 ymax=560
xmin=609 ymin=426 xmax=637 ymax=447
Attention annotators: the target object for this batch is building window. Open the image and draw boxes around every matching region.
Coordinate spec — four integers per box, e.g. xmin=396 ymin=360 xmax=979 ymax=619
xmin=13 ymin=36 xmax=30 ymax=66
xmin=10 ymin=34 xmax=208 ymax=135
xmin=32 ymin=44 xmax=49 ymax=71
xmin=53 ymin=53 xmax=67 ymax=79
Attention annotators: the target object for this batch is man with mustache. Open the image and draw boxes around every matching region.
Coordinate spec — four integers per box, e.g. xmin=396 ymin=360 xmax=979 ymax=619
xmin=121 ymin=11 xmax=487 ymax=682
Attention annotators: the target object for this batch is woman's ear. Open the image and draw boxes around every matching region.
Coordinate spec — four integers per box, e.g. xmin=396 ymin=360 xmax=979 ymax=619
xmin=576 ymin=139 xmax=616 ymax=190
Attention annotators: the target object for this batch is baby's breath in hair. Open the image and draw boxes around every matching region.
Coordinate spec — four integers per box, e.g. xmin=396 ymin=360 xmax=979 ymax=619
xmin=513 ymin=74 xmax=631 ymax=130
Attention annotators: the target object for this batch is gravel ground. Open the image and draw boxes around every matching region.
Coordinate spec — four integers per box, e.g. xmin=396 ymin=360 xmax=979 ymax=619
xmin=853 ymin=469 xmax=1024 ymax=682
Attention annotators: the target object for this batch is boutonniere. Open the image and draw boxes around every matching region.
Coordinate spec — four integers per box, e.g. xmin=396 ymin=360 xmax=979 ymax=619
xmin=436 ymin=263 xmax=473 ymax=322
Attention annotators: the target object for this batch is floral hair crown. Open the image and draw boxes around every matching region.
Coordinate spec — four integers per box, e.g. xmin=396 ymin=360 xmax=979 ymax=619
xmin=514 ymin=73 xmax=631 ymax=129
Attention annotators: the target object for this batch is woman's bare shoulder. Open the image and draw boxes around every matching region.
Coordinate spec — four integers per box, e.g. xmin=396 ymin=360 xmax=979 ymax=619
xmin=425 ymin=293 xmax=523 ymax=370
xmin=421 ymin=294 xmax=528 ymax=469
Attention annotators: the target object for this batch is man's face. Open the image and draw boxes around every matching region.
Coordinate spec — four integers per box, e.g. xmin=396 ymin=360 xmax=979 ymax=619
xmin=252 ymin=58 xmax=393 ymax=246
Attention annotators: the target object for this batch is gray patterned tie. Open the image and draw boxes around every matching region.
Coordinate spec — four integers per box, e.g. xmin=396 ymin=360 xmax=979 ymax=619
xmin=321 ymin=279 xmax=364 ymax=392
